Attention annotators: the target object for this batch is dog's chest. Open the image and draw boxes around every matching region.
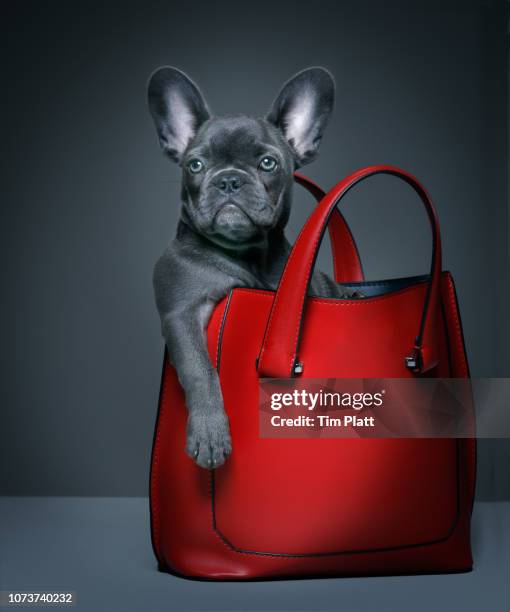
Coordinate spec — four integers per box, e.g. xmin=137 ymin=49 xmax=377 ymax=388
xmin=212 ymin=251 xmax=286 ymax=294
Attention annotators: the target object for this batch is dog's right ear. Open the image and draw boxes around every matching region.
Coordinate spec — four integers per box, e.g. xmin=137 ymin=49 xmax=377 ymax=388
xmin=266 ymin=67 xmax=335 ymax=167
xmin=148 ymin=67 xmax=210 ymax=163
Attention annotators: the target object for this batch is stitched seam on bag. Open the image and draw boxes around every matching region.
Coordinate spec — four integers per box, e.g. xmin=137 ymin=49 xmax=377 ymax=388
xmin=329 ymin=210 xmax=360 ymax=282
xmin=208 ymin=471 xmax=239 ymax=555
xmin=208 ymin=296 xmax=247 ymax=557
xmin=210 ymin=460 xmax=462 ymax=558
xmin=448 ymin=276 xmax=476 ymax=500
xmin=235 ymin=282 xmax=430 ymax=305
xmin=258 ymin=211 xmax=312 ymax=371
xmin=236 ymin=280 xmax=424 ymax=296
xmin=329 ymin=217 xmax=340 ymax=281
xmin=297 ymin=176 xmax=343 ymax=281
xmin=343 ymin=279 xmax=424 ymax=288
xmin=234 ymin=288 xmax=275 ymax=297
xmin=210 ymin=440 xmax=463 ymax=558
xmin=259 ymin=216 xmax=309 ymax=364
xmin=290 ymin=216 xmax=329 ymax=371
xmin=445 ymin=275 xmax=476 ymax=509
xmin=446 ymin=275 xmax=468 ymax=378
xmin=288 ymin=178 xmax=372 ymax=372
xmin=342 ymin=215 xmax=362 ymax=280
xmin=303 ymin=284 xmax=428 ymax=306
xmin=286 ymin=177 xmax=370 ymax=373
xmin=151 ymin=365 xmax=169 ymax=562
xmin=297 ymin=175 xmax=356 ymax=282
xmin=211 ymin=476 xmax=462 ymax=558
xmin=298 ymin=176 xmax=340 ymax=281
xmin=214 ymin=313 xmax=222 ymax=369
xmin=214 ymin=296 xmax=231 ymax=371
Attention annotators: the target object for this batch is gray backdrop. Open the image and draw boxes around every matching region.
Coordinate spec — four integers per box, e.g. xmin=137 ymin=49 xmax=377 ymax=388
xmin=1 ymin=0 xmax=508 ymax=499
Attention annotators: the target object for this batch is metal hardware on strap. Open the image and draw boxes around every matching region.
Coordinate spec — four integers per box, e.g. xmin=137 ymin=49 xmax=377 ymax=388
xmin=293 ymin=361 xmax=304 ymax=375
xmin=405 ymin=348 xmax=422 ymax=372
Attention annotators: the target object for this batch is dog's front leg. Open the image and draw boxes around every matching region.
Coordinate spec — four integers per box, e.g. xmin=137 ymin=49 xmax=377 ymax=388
xmin=161 ymin=303 xmax=232 ymax=469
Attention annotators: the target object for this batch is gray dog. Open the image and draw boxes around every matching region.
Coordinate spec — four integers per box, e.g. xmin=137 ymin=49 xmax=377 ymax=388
xmin=148 ymin=66 xmax=354 ymax=469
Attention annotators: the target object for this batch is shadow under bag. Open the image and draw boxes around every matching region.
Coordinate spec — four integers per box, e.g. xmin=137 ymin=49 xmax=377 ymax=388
xmin=150 ymin=165 xmax=476 ymax=579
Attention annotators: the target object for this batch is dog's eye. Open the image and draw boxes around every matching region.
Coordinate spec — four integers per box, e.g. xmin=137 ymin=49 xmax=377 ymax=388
xmin=258 ymin=156 xmax=278 ymax=172
xmin=187 ymin=159 xmax=204 ymax=174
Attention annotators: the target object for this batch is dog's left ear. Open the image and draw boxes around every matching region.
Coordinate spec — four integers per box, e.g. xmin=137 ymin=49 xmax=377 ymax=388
xmin=148 ymin=67 xmax=211 ymax=163
xmin=266 ymin=67 xmax=335 ymax=167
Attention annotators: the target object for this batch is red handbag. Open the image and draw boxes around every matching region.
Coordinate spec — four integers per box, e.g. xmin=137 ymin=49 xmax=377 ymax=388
xmin=150 ymin=165 xmax=476 ymax=579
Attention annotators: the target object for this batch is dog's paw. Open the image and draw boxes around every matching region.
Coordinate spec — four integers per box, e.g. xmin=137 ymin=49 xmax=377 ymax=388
xmin=186 ymin=411 xmax=232 ymax=469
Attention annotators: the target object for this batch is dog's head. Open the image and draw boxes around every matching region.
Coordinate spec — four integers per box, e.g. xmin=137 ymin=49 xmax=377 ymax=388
xmin=148 ymin=67 xmax=335 ymax=250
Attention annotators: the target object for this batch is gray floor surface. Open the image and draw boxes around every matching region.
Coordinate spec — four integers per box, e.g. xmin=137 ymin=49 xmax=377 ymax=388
xmin=1 ymin=498 xmax=509 ymax=612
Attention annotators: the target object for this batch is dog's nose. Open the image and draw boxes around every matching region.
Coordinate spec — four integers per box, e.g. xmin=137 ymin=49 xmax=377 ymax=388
xmin=213 ymin=173 xmax=244 ymax=194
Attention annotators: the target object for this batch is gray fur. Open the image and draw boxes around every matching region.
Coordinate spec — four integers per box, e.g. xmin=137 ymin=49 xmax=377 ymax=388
xmin=148 ymin=66 xmax=352 ymax=468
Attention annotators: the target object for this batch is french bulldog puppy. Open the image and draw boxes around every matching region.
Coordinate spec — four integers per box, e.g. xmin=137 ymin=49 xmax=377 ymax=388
xmin=148 ymin=66 xmax=354 ymax=469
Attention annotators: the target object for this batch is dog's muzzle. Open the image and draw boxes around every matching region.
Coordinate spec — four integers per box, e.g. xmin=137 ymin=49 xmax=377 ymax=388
xmin=213 ymin=203 xmax=253 ymax=229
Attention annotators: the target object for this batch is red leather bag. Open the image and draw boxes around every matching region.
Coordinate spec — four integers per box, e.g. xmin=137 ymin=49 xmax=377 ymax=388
xmin=150 ymin=165 xmax=476 ymax=579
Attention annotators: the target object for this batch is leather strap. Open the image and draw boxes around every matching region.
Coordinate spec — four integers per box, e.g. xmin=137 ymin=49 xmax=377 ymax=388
xmin=294 ymin=173 xmax=364 ymax=283
xmin=259 ymin=166 xmax=442 ymax=378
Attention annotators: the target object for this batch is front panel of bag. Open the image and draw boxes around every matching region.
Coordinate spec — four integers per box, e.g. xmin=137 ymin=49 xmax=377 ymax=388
xmin=211 ymin=281 xmax=463 ymax=557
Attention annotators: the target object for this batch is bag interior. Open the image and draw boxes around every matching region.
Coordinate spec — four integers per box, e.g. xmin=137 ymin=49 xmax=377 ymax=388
xmin=333 ymin=274 xmax=430 ymax=298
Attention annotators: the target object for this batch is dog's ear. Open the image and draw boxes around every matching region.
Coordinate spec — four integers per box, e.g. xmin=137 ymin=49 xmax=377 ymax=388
xmin=266 ymin=67 xmax=335 ymax=167
xmin=148 ymin=67 xmax=210 ymax=163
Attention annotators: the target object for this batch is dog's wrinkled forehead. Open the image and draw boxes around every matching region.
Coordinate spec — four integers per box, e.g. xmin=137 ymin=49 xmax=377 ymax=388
xmin=188 ymin=116 xmax=290 ymax=166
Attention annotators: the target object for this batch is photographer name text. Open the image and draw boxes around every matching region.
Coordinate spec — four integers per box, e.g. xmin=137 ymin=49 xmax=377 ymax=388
xmin=269 ymin=389 xmax=385 ymax=428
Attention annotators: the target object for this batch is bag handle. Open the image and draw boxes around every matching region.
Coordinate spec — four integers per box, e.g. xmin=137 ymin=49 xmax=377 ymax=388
xmin=294 ymin=173 xmax=364 ymax=283
xmin=258 ymin=165 xmax=442 ymax=378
